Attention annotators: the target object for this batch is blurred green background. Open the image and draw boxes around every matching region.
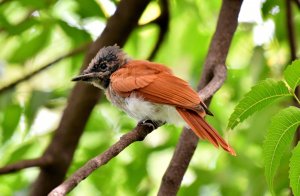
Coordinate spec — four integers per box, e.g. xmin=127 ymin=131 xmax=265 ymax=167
xmin=0 ymin=0 xmax=299 ymax=195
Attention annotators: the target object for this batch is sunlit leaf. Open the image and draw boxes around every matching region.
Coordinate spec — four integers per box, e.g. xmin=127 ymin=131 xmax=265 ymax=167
xmin=263 ymin=106 xmax=300 ymax=194
xmin=284 ymin=60 xmax=300 ymax=91
xmin=18 ymin=0 xmax=47 ymax=9
xmin=228 ymin=79 xmax=292 ymax=129
xmin=57 ymin=19 xmax=91 ymax=44
xmin=1 ymin=104 xmax=22 ymax=143
xmin=74 ymin=0 xmax=105 ymax=18
xmin=9 ymin=27 xmax=52 ymax=63
xmin=5 ymin=18 xmax=38 ymax=35
xmin=6 ymin=142 xmax=34 ymax=164
xmin=290 ymin=142 xmax=300 ymax=196
xmin=24 ymin=90 xmax=51 ymax=129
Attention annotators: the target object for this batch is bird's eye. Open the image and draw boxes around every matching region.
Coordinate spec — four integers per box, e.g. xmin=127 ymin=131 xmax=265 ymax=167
xmin=99 ymin=62 xmax=107 ymax=70
xmin=92 ymin=62 xmax=107 ymax=72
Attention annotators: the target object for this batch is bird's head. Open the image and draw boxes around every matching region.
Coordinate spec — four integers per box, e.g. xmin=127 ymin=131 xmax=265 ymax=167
xmin=72 ymin=45 xmax=128 ymax=89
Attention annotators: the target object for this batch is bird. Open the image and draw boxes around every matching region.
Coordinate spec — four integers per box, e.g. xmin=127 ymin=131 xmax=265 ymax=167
xmin=72 ymin=45 xmax=235 ymax=155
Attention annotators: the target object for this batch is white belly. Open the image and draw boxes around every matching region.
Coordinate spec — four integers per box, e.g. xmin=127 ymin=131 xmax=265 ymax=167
xmin=123 ymin=94 xmax=184 ymax=125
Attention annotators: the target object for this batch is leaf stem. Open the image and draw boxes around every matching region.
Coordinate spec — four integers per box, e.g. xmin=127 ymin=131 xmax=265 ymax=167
xmin=293 ymin=93 xmax=300 ymax=105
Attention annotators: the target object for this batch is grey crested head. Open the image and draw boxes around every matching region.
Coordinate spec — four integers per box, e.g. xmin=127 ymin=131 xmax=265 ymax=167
xmin=72 ymin=45 xmax=129 ymax=89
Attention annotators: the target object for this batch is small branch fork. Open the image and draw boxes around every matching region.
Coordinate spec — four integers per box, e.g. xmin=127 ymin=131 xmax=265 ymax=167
xmin=147 ymin=0 xmax=169 ymax=60
xmin=0 ymin=156 xmax=52 ymax=174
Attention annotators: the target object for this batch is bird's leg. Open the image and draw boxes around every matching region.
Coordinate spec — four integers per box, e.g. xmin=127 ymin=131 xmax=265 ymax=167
xmin=138 ymin=119 xmax=165 ymax=130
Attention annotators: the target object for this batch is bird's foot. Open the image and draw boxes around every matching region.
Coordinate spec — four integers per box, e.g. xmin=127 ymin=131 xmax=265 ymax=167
xmin=138 ymin=119 xmax=165 ymax=130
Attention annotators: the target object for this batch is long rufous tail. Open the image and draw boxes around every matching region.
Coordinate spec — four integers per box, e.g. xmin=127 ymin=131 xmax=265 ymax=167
xmin=176 ymin=108 xmax=236 ymax=156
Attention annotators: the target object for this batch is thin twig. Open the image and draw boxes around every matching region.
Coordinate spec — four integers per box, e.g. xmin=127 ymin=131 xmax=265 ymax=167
xmin=48 ymin=124 xmax=155 ymax=196
xmin=0 ymin=156 xmax=52 ymax=174
xmin=0 ymin=43 xmax=90 ymax=95
xmin=158 ymin=0 xmax=242 ymax=195
xmin=148 ymin=0 xmax=169 ymax=60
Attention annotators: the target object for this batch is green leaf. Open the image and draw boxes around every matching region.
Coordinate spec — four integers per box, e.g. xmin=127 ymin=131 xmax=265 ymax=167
xmin=6 ymin=142 xmax=34 ymax=164
xmin=228 ymin=79 xmax=292 ymax=129
xmin=263 ymin=106 xmax=300 ymax=194
xmin=9 ymin=27 xmax=52 ymax=63
xmin=57 ymin=19 xmax=91 ymax=44
xmin=25 ymin=90 xmax=51 ymax=129
xmin=6 ymin=18 xmax=38 ymax=35
xmin=284 ymin=60 xmax=300 ymax=91
xmin=75 ymin=0 xmax=105 ymax=19
xmin=290 ymin=142 xmax=300 ymax=196
xmin=1 ymin=104 xmax=22 ymax=143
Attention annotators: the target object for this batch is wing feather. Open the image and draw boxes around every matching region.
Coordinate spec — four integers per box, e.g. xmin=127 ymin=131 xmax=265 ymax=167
xmin=111 ymin=60 xmax=201 ymax=110
xmin=176 ymin=108 xmax=236 ymax=155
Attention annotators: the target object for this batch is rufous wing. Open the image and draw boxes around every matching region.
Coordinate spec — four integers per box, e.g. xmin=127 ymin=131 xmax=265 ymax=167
xmin=111 ymin=60 xmax=201 ymax=110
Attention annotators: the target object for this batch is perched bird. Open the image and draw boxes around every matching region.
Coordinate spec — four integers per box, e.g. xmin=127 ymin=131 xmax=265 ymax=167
xmin=72 ymin=45 xmax=235 ymax=155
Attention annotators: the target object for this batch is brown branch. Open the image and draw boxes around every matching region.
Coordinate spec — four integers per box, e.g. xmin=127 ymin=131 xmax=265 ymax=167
xmin=30 ymin=0 xmax=151 ymax=195
xmin=0 ymin=156 xmax=53 ymax=174
xmin=148 ymin=0 xmax=169 ymax=60
xmin=0 ymin=43 xmax=90 ymax=95
xmin=198 ymin=64 xmax=227 ymax=100
xmin=287 ymin=0 xmax=300 ymax=156
xmin=48 ymin=124 xmax=155 ymax=196
xmin=286 ymin=0 xmax=297 ymax=61
xmin=158 ymin=0 xmax=242 ymax=195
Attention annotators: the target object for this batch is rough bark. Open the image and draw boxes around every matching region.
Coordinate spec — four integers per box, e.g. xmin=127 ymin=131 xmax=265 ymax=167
xmin=158 ymin=0 xmax=243 ymax=195
xmin=30 ymin=0 xmax=151 ymax=195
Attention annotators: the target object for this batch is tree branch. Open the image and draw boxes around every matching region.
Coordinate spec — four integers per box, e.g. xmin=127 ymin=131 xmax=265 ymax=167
xmin=0 ymin=156 xmax=53 ymax=174
xmin=48 ymin=124 xmax=155 ymax=196
xmin=148 ymin=0 xmax=169 ymax=60
xmin=286 ymin=0 xmax=297 ymax=61
xmin=0 ymin=43 xmax=90 ymax=95
xmin=158 ymin=0 xmax=242 ymax=195
xmin=30 ymin=0 xmax=151 ymax=195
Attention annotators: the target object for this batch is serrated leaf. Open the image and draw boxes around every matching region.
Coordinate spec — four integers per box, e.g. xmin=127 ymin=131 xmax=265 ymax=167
xmin=284 ymin=60 xmax=300 ymax=91
xmin=228 ymin=79 xmax=292 ymax=129
xmin=263 ymin=106 xmax=300 ymax=194
xmin=290 ymin=142 xmax=300 ymax=196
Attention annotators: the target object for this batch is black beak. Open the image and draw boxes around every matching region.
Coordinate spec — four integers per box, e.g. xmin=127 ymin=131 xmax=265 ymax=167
xmin=71 ymin=73 xmax=96 ymax=82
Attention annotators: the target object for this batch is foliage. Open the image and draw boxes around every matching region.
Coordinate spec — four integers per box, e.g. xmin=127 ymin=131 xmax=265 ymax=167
xmin=290 ymin=142 xmax=300 ymax=196
xmin=0 ymin=0 xmax=299 ymax=195
xmin=228 ymin=60 xmax=300 ymax=195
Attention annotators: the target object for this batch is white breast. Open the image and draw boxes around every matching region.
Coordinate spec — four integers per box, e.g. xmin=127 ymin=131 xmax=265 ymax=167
xmin=123 ymin=93 xmax=184 ymax=125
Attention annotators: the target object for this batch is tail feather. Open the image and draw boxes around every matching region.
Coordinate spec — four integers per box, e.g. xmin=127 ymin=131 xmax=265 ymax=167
xmin=176 ymin=108 xmax=236 ymax=156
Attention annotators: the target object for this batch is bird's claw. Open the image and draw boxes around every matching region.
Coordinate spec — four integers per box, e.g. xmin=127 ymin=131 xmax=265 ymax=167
xmin=138 ymin=119 xmax=165 ymax=130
